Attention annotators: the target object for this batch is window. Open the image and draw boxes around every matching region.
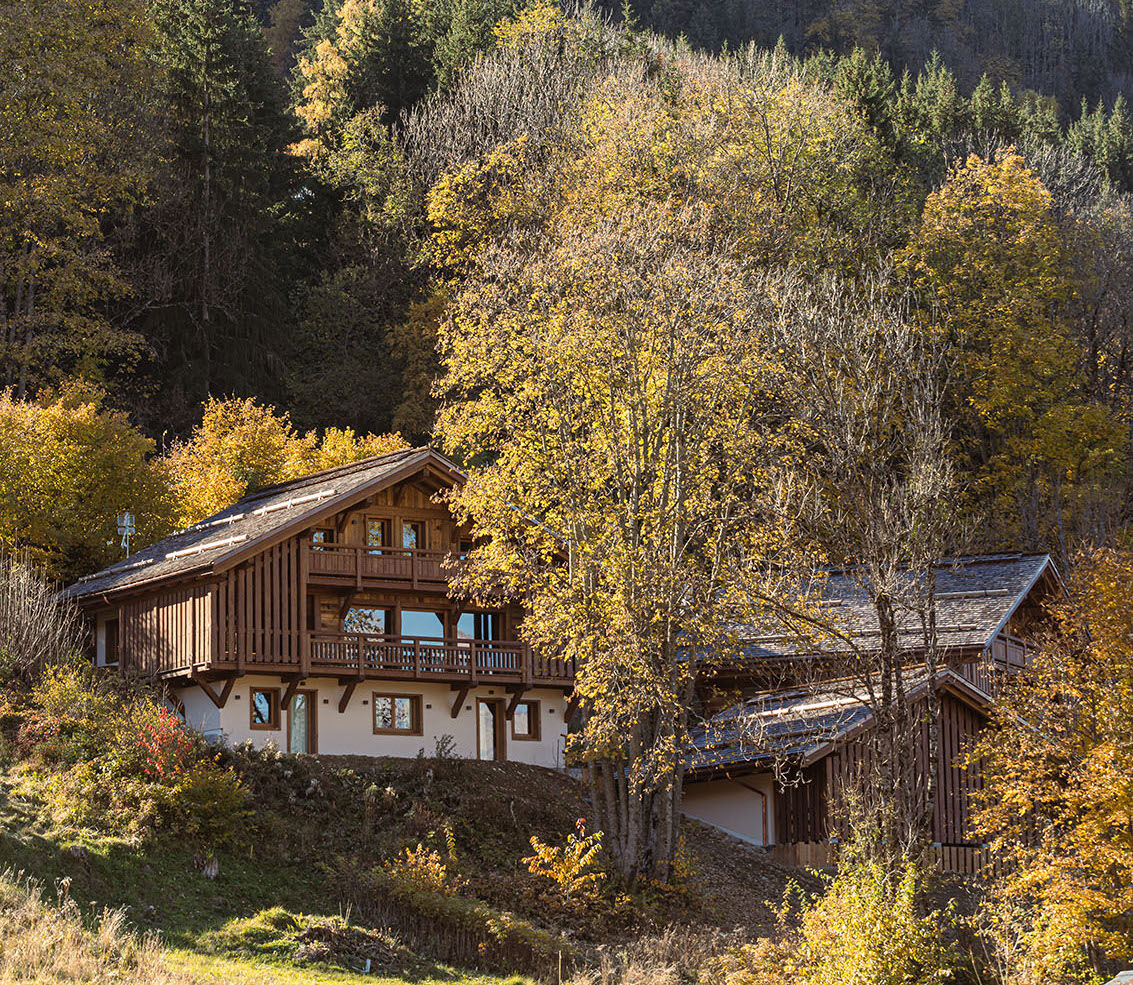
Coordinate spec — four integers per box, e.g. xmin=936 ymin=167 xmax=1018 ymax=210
xmin=104 ymin=618 xmax=119 ymax=666
xmin=402 ymin=520 xmax=425 ymax=550
xmin=250 ymin=687 xmax=281 ymax=730
xmin=456 ymin=611 xmax=501 ymax=643
xmin=366 ymin=518 xmax=391 ymax=555
xmin=311 ymin=528 xmax=334 ymax=551
xmin=344 ymin=606 xmax=392 ymax=635
xmin=373 ymin=693 xmax=422 ymax=735
xmin=401 ymin=609 xmax=446 ymax=640
xmin=511 ymin=700 xmax=541 ymax=741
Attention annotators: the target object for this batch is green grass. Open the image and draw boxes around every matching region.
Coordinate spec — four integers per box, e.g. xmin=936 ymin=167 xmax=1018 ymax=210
xmin=0 ymin=770 xmax=532 ymax=985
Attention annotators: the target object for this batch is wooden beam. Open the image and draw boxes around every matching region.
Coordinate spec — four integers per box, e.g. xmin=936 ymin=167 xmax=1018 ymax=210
xmin=338 ymin=592 xmax=358 ymax=622
xmin=505 ymin=685 xmax=527 ymax=721
xmin=563 ymin=692 xmax=580 ymax=724
xmin=280 ymin=676 xmax=302 ymax=710
xmin=190 ymin=672 xmax=236 ymax=710
xmin=450 ymin=684 xmax=471 ymax=719
xmin=338 ymin=680 xmax=359 ymax=714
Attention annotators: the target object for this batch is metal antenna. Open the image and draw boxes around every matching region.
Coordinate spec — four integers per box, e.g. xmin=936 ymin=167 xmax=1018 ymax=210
xmin=117 ymin=512 xmax=136 ymax=558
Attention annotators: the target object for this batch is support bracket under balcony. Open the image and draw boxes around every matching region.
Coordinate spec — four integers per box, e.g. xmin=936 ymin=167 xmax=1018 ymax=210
xmin=280 ymin=676 xmax=303 ymax=710
xmin=338 ymin=679 xmax=359 ymax=714
xmin=505 ymin=685 xmax=528 ymax=721
xmin=450 ymin=684 xmax=471 ymax=719
xmin=191 ymin=672 xmax=236 ymax=710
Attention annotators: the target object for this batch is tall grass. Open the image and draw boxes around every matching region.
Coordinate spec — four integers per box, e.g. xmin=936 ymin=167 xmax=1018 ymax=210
xmin=0 ymin=869 xmax=197 ymax=983
xmin=0 ymin=549 xmax=86 ymax=681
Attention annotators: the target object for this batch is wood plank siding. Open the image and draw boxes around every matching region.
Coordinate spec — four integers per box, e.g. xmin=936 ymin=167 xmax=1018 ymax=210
xmin=771 ymin=691 xmax=987 ymax=873
xmin=118 ymin=584 xmax=215 ymax=675
xmin=214 ymin=536 xmax=306 ymax=674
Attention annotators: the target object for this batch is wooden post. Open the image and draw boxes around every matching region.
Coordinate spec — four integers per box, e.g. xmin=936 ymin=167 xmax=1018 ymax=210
xmin=355 ymin=546 xmax=362 ymax=590
xmin=413 ymin=639 xmax=420 ymax=679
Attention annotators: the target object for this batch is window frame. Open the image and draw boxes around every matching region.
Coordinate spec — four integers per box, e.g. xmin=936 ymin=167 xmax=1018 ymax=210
xmin=249 ymin=687 xmax=282 ymax=731
xmin=343 ymin=605 xmax=394 ymax=636
xmin=372 ymin=692 xmax=423 ymax=736
xmin=103 ymin=617 xmax=120 ymax=667
xmin=401 ymin=519 xmax=426 ymax=550
xmin=510 ymin=699 xmax=541 ymax=741
xmin=365 ymin=516 xmax=392 ymax=554
xmin=310 ymin=527 xmax=335 ymax=551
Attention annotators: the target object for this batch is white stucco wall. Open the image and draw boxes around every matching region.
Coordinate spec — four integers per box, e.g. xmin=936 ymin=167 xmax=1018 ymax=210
xmin=177 ymin=674 xmax=567 ymax=767
xmin=682 ymin=774 xmax=775 ymax=846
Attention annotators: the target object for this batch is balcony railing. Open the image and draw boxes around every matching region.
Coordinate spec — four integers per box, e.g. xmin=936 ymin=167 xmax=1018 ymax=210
xmin=305 ymin=542 xmax=454 ymax=587
xmin=306 ymin=632 xmax=575 ymax=685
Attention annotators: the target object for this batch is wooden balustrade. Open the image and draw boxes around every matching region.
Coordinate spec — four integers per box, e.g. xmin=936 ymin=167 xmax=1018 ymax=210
xmin=305 ymin=542 xmax=455 ymax=588
xmin=306 ymin=631 xmax=575 ymax=685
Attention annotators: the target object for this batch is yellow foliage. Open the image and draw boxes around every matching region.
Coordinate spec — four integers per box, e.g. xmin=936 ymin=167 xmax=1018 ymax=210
xmin=702 ymin=842 xmax=955 ymax=985
xmin=971 ymin=548 xmax=1133 ymax=981
xmin=163 ymin=397 xmax=407 ymax=527
xmin=902 ymin=150 xmax=1126 ymax=547
xmin=0 ymin=383 xmax=172 ymax=581
xmin=523 ymin=820 xmax=606 ymax=900
xmin=492 ymin=0 xmax=572 ymax=52
xmin=384 ymin=844 xmax=466 ymax=897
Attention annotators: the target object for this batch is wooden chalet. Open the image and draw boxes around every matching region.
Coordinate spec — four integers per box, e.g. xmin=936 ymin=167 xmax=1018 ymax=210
xmin=683 ymin=554 xmax=1059 ymax=873
xmin=65 ymin=448 xmax=574 ymax=764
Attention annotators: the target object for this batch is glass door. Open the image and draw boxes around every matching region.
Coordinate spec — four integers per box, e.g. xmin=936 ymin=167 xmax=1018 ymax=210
xmin=477 ymin=699 xmax=504 ymax=761
xmin=288 ymin=691 xmax=317 ymax=754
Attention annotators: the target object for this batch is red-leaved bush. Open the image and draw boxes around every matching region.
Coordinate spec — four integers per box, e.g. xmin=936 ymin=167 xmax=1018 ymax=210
xmin=136 ymin=707 xmax=194 ymax=780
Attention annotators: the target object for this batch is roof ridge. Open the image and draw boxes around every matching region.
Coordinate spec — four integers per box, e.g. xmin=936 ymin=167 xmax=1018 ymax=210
xmin=238 ymin=446 xmax=430 ymax=503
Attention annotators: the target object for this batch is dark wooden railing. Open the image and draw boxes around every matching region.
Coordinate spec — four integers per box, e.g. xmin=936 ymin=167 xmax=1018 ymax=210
xmin=305 ymin=542 xmax=455 ymax=588
xmin=306 ymin=632 xmax=575 ymax=685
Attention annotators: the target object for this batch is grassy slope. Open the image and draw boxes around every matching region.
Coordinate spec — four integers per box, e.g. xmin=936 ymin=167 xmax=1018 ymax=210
xmin=0 ymin=757 xmax=552 ymax=984
xmin=0 ymin=748 xmax=815 ymax=983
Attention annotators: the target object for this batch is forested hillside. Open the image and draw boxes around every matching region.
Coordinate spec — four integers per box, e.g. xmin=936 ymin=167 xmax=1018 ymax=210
xmin=5 ymin=0 xmax=1133 ymax=572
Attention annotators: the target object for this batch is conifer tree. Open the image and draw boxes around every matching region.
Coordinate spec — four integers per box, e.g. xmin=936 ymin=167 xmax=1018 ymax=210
xmin=123 ymin=0 xmax=295 ymax=427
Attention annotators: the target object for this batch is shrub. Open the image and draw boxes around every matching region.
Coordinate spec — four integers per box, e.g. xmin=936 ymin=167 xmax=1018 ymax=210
xmin=702 ymin=839 xmax=957 ymax=985
xmin=20 ymin=663 xmax=247 ymax=847
xmin=0 ymin=550 xmax=87 ymax=682
xmin=385 ymin=843 xmax=467 ymax=897
xmin=523 ymin=817 xmax=606 ymax=900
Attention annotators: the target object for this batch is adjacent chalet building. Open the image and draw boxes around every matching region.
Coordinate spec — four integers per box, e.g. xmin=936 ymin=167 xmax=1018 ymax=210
xmin=65 ymin=449 xmax=1058 ymax=873
xmin=683 ymin=554 xmax=1059 ymax=872
xmin=64 ymin=448 xmax=574 ymax=766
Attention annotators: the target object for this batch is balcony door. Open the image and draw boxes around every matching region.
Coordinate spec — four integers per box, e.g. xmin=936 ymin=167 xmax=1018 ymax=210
xmin=477 ymin=698 xmax=506 ymax=761
xmin=288 ymin=690 xmax=318 ymax=754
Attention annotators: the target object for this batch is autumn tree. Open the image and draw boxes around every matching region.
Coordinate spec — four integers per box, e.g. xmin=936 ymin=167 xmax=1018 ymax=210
xmin=758 ymin=275 xmax=959 ymax=869
xmin=122 ymin=0 xmax=295 ymax=428
xmin=0 ymin=0 xmax=157 ymax=395
xmin=902 ymin=150 xmax=1126 ymax=559
xmin=164 ymin=396 xmax=406 ymax=526
xmin=0 ymin=384 xmax=171 ymax=582
xmin=972 ymin=549 xmax=1133 ymax=983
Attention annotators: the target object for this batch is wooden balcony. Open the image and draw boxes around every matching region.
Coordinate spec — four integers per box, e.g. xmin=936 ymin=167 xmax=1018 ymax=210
xmin=305 ymin=542 xmax=455 ymax=588
xmin=213 ymin=631 xmax=575 ymax=688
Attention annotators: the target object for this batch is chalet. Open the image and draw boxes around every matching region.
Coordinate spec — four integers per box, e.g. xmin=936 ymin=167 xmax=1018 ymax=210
xmin=682 ymin=554 xmax=1060 ymax=872
xmin=66 ymin=451 xmax=1058 ymax=874
xmin=64 ymin=448 xmax=574 ymax=765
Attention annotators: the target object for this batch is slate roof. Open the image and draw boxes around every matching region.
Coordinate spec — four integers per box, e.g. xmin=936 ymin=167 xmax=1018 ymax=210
xmin=65 ymin=447 xmax=460 ymax=602
xmin=687 ymin=667 xmax=989 ymax=778
xmin=726 ymin=554 xmax=1056 ymax=661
